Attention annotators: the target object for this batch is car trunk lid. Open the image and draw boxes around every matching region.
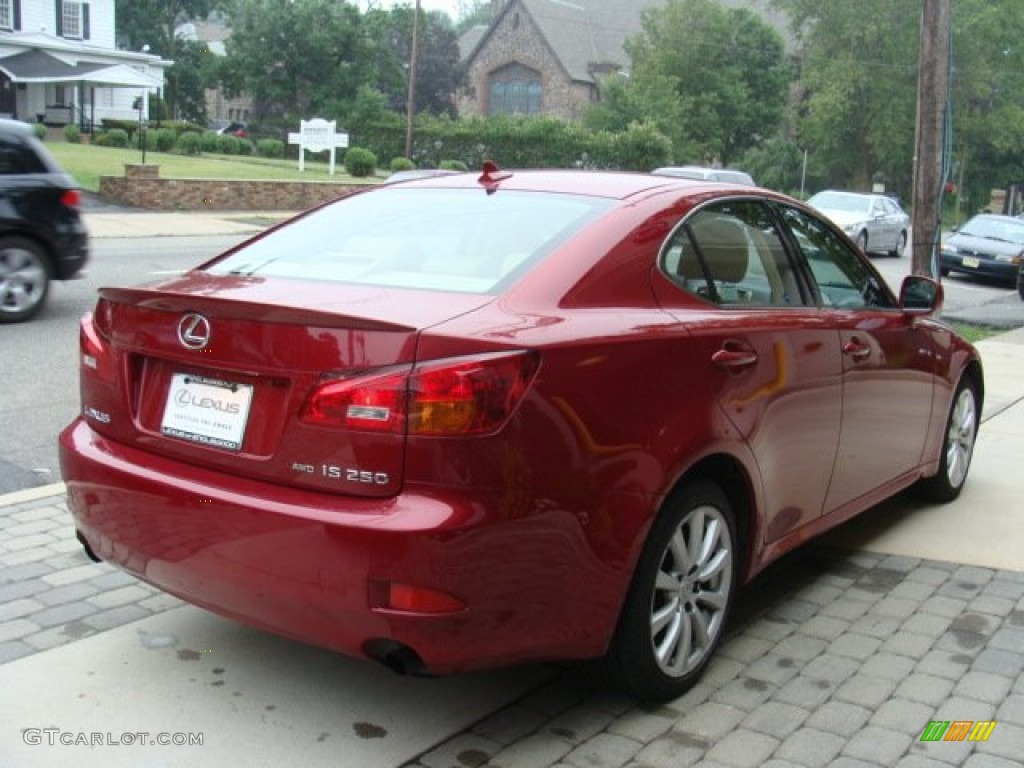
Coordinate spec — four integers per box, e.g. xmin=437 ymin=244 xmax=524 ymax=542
xmin=83 ymin=274 xmax=493 ymax=498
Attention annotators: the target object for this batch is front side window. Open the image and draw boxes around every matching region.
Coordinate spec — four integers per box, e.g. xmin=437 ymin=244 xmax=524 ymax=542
xmin=661 ymin=200 xmax=806 ymax=308
xmin=781 ymin=206 xmax=892 ymax=309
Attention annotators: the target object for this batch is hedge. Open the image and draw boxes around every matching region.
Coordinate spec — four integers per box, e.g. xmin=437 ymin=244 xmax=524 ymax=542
xmin=342 ymin=114 xmax=672 ymax=173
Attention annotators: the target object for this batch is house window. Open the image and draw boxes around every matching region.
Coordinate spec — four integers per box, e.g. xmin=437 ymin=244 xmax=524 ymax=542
xmin=62 ymin=1 xmax=83 ymax=38
xmin=488 ymin=64 xmax=542 ymax=116
xmin=0 ymin=0 xmax=11 ymax=30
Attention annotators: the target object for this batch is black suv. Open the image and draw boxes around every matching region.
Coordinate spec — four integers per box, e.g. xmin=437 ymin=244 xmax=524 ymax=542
xmin=0 ymin=118 xmax=89 ymax=322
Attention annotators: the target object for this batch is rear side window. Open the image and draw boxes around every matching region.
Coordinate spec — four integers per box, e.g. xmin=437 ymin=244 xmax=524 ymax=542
xmin=209 ymin=188 xmax=613 ymax=294
xmin=0 ymin=136 xmax=47 ymax=175
xmin=661 ymin=200 xmax=806 ymax=307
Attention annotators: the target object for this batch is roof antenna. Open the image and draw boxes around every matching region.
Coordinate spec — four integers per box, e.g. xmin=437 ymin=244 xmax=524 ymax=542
xmin=478 ymin=160 xmax=512 ymax=194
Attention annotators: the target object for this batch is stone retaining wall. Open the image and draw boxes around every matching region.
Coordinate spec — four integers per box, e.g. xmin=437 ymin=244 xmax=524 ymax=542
xmin=98 ymin=164 xmax=372 ymax=211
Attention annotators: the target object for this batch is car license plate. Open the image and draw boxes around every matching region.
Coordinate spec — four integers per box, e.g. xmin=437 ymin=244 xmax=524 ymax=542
xmin=962 ymin=256 xmax=980 ymax=269
xmin=161 ymin=373 xmax=253 ymax=451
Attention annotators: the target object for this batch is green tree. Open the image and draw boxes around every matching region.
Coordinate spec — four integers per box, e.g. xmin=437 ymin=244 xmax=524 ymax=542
xmin=946 ymin=0 xmax=1024 ymax=213
xmin=115 ymin=1 xmax=221 ymax=120
xmin=220 ymin=0 xmax=372 ymax=128
xmin=454 ymin=0 xmax=492 ymax=34
xmin=363 ymin=7 xmax=464 ymax=117
xmin=625 ymin=0 xmax=790 ymax=165
xmin=584 ymin=74 xmax=688 ymax=162
xmin=773 ymin=0 xmax=920 ymax=194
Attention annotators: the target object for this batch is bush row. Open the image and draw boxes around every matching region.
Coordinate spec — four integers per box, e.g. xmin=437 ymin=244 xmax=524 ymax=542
xmin=57 ymin=113 xmax=672 ymax=178
xmin=345 ymin=114 xmax=673 ymax=173
xmin=62 ymin=123 xmax=287 ymax=160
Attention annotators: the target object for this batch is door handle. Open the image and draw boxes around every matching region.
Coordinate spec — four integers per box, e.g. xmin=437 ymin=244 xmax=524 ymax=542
xmin=712 ymin=346 xmax=758 ymax=369
xmin=843 ymin=339 xmax=871 ymax=361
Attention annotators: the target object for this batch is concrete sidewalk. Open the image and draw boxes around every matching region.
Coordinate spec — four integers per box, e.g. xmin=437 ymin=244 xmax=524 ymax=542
xmin=1 ymin=302 xmax=1023 ymax=765
xmin=83 ymin=210 xmax=298 ymax=239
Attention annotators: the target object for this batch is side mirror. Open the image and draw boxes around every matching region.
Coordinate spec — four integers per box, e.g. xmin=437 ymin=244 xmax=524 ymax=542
xmin=899 ymin=275 xmax=943 ymax=314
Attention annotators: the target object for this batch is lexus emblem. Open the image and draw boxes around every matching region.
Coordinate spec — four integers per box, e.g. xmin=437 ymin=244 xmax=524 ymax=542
xmin=178 ymin=313 xmax=211 ymax=350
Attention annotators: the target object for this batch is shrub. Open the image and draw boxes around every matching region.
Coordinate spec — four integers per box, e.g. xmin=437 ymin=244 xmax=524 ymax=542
xmin=154 ymin=128 xmax=177 ymax=152
xmin=237 ymin=138 xmax=254 ymax=156
xmin=175 ymin=131 xmax=202 ymax=156
xmin=390 ymin=156 xmax=416 ymax=172
xmin=199 ymin=131 xmax=219 ymax=153
xmin=256 ymin=138 xmax=284 ymax=158
xmin=215 ymin=134 xmax=240 ymax=155
xmin=104 ymin=128 xmax=130 ymax=148
xmin=440 ymin=159 xmax=468 ymax=172
xmin=344 ymin=146 xmax=377 ymax=177
xmin=32 ymin=123 xmax=46 ymax=140
xmin=92 ymin=132 xmax=109 ymax=147
xmin=63 ymin=124 xmax=81 ymax=143
xmin=134 ymin=129 xmax=159 ymax=151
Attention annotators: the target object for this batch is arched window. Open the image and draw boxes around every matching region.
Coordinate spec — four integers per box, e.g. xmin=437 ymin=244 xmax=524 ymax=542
xmin=488 ymin=64 xmax=542 ymax=116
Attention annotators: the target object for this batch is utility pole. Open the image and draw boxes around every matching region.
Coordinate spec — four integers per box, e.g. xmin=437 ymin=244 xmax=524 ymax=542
xmin=910 ymin=0 xmax=951 ymax=278
xmin=404 ymin=0 xmax=422 ymax=159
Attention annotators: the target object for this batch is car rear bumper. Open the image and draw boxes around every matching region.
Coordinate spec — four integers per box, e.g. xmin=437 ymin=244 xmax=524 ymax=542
xmin=52 ymin=228 xmax=89 ymax=280
xmin=940 ymin=252 xmax=1019 ymax=283
xmin=58 ymin=418 xmax=615 ymax=674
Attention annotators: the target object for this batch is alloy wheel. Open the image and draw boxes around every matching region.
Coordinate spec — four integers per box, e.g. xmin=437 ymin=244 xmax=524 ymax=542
xmin=945 ymin=385 xmax=977 ymax=490
xmin=649 ymin=503 xmax=733 ymax=677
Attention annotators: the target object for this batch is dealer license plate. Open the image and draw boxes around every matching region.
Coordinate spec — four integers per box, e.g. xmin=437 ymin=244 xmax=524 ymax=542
xmin=962 ymin=256 xmax=980 ymax=269
xmin=161 ymin=373 xmax=253 ymax=451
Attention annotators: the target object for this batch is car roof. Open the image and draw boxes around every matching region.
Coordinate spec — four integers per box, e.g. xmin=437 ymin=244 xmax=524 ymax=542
xmin=812 ymin=189 xmax=883 ymax=200
xmin=385 ymin=168 xmax=728 ymax=200
xmin=0 ymin=118 xmax=35 ymax=137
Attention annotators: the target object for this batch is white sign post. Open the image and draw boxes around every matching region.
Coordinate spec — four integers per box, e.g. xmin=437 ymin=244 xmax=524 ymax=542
xmin=287 ymin=118 xmax=350 ymax=176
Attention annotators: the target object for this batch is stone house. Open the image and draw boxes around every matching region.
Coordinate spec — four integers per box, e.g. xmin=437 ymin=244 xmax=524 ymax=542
xmin=457 ymin=0 xmax=789 ymax=121
xmin=0 ymin=0 xmax=169 ymax=129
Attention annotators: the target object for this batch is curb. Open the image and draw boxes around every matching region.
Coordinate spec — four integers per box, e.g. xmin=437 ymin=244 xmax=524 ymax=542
xmin=0 ymin=482 xmax=66 ymax=506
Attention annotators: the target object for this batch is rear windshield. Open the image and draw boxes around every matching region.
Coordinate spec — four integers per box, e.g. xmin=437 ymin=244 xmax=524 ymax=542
xmin=209 ymin=188 xmax=613 ymax=294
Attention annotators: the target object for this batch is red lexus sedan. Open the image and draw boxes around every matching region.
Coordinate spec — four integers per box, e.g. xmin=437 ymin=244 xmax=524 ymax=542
xmin=60 ymin=166 xmax=982 ymax=701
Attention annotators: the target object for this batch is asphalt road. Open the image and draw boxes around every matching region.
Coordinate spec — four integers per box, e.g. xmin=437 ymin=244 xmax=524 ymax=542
xmin=1 ymin=237 xmax=1021 ymax=495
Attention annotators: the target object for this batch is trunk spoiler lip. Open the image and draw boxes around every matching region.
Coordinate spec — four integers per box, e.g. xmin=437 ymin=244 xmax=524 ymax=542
xmin=97 ymin=284 xmax=419 ymax=333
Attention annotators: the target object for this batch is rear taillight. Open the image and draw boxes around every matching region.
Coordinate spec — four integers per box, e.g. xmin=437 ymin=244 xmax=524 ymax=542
xmin=300 ymin=368 xmax=408 ymax=433
xmin=61 ymin=189 xmax=81 ymax=209
xmin=300 ymin=350 xmax=539 ymax=436
xmin=80 ymin=299 xmax=115 ymax=382
xmin=92 ymin=298 xmax=113 ymax=339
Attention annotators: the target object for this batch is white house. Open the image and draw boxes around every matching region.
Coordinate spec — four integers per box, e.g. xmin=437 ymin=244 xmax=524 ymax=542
xmin=0 ymin=0 xmax=170 ymax=129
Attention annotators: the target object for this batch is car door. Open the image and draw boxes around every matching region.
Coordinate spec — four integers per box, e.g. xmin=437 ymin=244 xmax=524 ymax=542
xmin=656 ymin=200 xmax=844 ymax=544
xmin=778 ymin=204 xmax=936 ymax=513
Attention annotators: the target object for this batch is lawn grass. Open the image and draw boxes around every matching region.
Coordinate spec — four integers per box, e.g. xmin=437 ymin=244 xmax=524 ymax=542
xmin=45 ymin=140 xmax=382 ymax=192
xmin=949 ymin=322 xmax=1004 ymax=344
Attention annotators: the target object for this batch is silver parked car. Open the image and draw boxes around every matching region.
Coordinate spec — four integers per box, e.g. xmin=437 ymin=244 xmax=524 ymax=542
xmin=807 ymin=190 xmax=909 ymax=257
xmin=652 ymin=165 xmax=756 ymax=186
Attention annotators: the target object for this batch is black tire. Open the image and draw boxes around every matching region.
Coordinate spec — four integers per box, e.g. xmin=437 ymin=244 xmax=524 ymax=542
xmin=0 ymin=237 xmax=51 ymax=323
xmin=855 ymin=230 xmax=868 ymax=253
xmin=604 ymin=480 xmax=738 ymax=701
xmin=889 ymin=231 xmax=907 ymax=258
xmin=913 ymin=376 xmax=979 ymax=502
